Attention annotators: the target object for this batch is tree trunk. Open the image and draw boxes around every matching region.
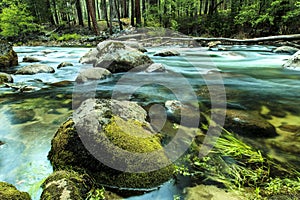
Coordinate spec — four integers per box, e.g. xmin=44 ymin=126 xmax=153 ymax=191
xmin=109 ymin=0 xmax=113 ymax=34
xmin=101 ymin=0 xmax=109 ymax=30
xmin=76 ymin=0 xmax=84 ymax=26
xmin=142 ymin=0 xmax=146 ymax=26
xmin=204 ymin=0 xmax=209 ymax=15
xmin=122 ymin=0 xmax=129 ymax=18
xmin=114 ymin=0 xmax=123 ymax=30
xmin=46 ymin=0 xmax=55 ymax=24
xmin=135 ymin=0 xmax=141 ymax=26
xmin=131 ymin=0 xmax=135 ymax=26
xmin=86 ymin=0 xmax=99 ymax=35
xmin=51 ymin=0 xmax=60 ymax=25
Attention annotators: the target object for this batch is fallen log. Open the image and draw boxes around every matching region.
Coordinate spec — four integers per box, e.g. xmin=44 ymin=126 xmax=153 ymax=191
xmin=194 ymin=34 xmax=300 ymax=46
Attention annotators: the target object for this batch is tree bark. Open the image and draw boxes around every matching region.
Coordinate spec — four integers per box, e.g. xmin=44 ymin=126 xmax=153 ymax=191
xmin=114 ymin=0 xmax=123 ymax=30
xmin=109 ymin=0 xmax=113 ymax=34
xmin=131 ymin=0 xmax=135 ymax=26
xmin=86 ymin=0 xmax=99 ymax=35
xmin=76 ymin=0 xmax=84 ymax=26
xmin=135 ymin=0 xmax=141 ymax=26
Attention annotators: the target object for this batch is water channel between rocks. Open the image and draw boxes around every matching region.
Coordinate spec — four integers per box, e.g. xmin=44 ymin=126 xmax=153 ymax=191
xmin=0 ymin=45 xmax=299 ymax=199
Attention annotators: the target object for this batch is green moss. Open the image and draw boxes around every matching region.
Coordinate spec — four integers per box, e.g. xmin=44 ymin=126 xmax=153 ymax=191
xmin=0 ymin=182 xmax=31 ymax=200
xmin=104 ymin=116 xmax=162 ymax=153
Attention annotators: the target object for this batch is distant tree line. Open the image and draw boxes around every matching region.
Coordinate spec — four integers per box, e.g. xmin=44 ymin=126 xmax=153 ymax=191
xmin=0 ymin=0 xmax=299 ymax=39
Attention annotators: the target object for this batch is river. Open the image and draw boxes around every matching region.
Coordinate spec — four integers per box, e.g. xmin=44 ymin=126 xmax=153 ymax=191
xmin=0 ymin=45 xmax=299 ymax=199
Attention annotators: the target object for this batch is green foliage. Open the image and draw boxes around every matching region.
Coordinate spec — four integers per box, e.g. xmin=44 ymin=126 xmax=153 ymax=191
xmin=0 ymin=1 xmax=39 ymax=38
xmin=263 ymin=177 xmax=300 ymax=196
xmin=49 ymin=33 xmax=82 ymax=41
xmin=86 ymin=188 xmax=106 ymax=200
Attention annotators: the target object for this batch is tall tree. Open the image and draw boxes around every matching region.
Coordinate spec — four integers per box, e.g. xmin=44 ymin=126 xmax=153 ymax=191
xmin=135 ymin=0 xmax=141 ymax=26
xmin=86 ymin=0 xmax=99 ymax=35
xmin=76 ymin=0 xmax=84 ymax=26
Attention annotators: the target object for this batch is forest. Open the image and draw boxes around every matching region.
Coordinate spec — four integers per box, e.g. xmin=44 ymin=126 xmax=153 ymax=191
xmin=0 ymin=0 xmax=300 ymax=42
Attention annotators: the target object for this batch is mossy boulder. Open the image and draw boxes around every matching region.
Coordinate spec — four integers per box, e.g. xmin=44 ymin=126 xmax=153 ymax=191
xmin=40 ymin=170 xmax=93 ymax=200
xmin=0 ymin=72 xmax=13 ymax=84
xmin=0 ymin=40 xmax=18 ymax=68
xmin=48 ymin=99 xmax=174 ymax=190
xmin=0 ymin=182 xmax=31 ymax=200
xmin=79 ymin=40 xmax=153 ymax=73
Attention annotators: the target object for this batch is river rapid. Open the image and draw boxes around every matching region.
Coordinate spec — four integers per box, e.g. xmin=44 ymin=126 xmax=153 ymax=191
xmin=0 ymin=45 xmax=299 ymax=199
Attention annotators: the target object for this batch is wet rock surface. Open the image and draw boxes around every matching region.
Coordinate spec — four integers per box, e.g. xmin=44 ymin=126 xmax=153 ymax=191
xmin=48 ymin=98 xmax=174 ymax=191
xmin=80 ymin=40 xmax=153 ymax=73
xmin=15 ymin=64 xmax=55 ymax=75
xmin=75 ymin=67 xmax=111 ymax=83
xmin=154 ymin=49 xmax=180 ymax=57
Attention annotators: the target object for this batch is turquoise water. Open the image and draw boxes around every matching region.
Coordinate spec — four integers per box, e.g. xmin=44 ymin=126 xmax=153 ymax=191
xmin=0 ymin=45 xmax=299 ymax=199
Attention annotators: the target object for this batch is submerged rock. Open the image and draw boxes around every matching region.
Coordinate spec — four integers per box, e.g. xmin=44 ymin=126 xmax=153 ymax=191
xmin=79 ymin=40 xmax=153 ymax=73
xmin=273 ymin=46 xmax=299 ymax=54
xmin=8 ymin=108 xmax=35 ymax=124
xmin=15 ymin=64 xmax=55 ymax=75
xmin=282 ymin=50 xmax=300 ymax=70
xmin=154 ymin=49 xmax=180 ymax=57
xmin=41 ymin=170 xmax=93 ymax=200
xmin=212 ymin=109 xmax=277 ymax=137
xmin=75 ymin=67 xmax=111 ymax=83
xmin=184 ymin=184 xmax=245 ymax=200
xmin=0 ymin=40 xmax=18 ymax=68
xmin=57 ymin=62 xmax=73 ymax=69
xmin=0 ymin=72 xmax=13 ymax=84
xmin=0 ymin=182 xmax=31 ymax=200
xmin=22 ymin=56 xmax=41 ymax=63
xmin=48 ymin=99 xmax=174 ymax=190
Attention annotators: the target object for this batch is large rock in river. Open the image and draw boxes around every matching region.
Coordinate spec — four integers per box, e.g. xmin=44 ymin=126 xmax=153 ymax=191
xmin=273 ymin=46 xmax=299 ymax=54
xmin=15 ymin=64 xmax=55 ymax=75
xmin=0 ymin=72 xmax=13 ymax=84
xmin=0 ymin=40 xmax=18 ymax=68
xmin=282 ymin=50 xmax=300 ymax=70
xmin=48 ymin=99 xmax=174 ymax=190
xmin=79 ymin=40 xmax=153 ymax=73
xmin=0 ymin=182 xmax=31 ymax=200
xmin=75 ymin=67 xmax=111 ymax=83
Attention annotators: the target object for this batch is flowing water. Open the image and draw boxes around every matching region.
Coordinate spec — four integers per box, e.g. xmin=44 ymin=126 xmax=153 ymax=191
xmin=0 ymin=45 xmax=299 ymax=199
